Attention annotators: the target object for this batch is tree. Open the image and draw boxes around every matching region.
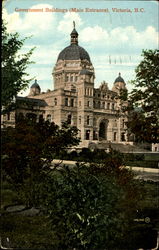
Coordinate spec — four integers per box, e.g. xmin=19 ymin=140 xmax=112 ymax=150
xmin=1 ymin=22 xmax=34 ymax=111
xmin=40 ymin=157 xmax=140 ymax=249
xmin=1 ymin=118 xmax=80 ymax=206
xmin=126 ymin=49 xmax=159 ymax=143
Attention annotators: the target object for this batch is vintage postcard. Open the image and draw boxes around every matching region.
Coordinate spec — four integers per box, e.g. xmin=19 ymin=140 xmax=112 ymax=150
xmin=1 ymin=0 xmax=159 ymax=249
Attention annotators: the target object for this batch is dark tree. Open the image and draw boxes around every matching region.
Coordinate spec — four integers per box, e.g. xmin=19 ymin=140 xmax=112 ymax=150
xmin=1 ymin=22 xmax=34 ymax=111
xmin=126 ymin=49 xmax=159 ymax=143
xmin=1 ymin=119 xmax=80 ymax=206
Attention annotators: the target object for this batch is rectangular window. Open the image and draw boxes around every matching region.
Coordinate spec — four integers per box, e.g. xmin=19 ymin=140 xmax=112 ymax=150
xmin=7 ymin=113 xmax=10 ymax=120
xmin=70 ymin=99 xmax=74 ymax=107
xmin=65 ymin=98 xmax=68 ymax=106
xmin=79 ymin=116 xmax=81 ymax=124
xmin=87 ymin=116 xmax=90 ymax=125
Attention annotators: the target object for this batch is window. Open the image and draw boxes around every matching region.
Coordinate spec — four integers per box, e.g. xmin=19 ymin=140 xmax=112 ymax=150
xmin=67 ymin=114 xmax=71 ymax=125
xmin=79 ymin=101 xmax=81 ymax=107
xmin=93 ymin=130 xmax=98 ymax=140
xmin=98 ymin=101 xmax=100 ymax=108
xmin=87 ymin=101 xmax=90 ymax=107
xmin=107 ymin=103 xmax=110 ymax=110
xmin=102 ymin=102 xmax=105 ymax=109
xmin=46 ymin=114 xmax=51 ymax=122
xmin=121 ymin=133 xmax=125 ymax=141
xmin=7 ymin=113 xmax=10 ymax=121
xmin=112 ymin=103 xmax=115 ymax=110
xmin=122 ymin=119 xmax=125 ymax=128
xmin=114 ymin=132 xmax=117 ymax=141
xmin=114 ymin=120 xmax=117 ymax=127
xmin=54 ymin=98 xmax=57 ymax=106
xmin=17 ymin=112 xmax=24 ymax=122
xmin=65 ymin=98 xmax=68 ymax=106
xmin=70 ymin=75 xmax=73 ymax=81
xmin=70 ymin=99 xmax=74 ymax=107
xmin=75 ymin=76 xmax=78 ymax=81
xmin=86 ymin=130 xmax=90 ymax=140
xmin=39 ymin=114 xmax=43 ymax=122
xmin=65 ymin=75 xmax=69 ymax=82
xmin=87 ymin=116 xmax=90 ymax=125
xmin=79 ymin=116 xmax=81 ymax=124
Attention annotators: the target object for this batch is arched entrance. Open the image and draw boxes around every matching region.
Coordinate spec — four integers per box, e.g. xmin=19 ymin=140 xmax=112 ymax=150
xmin=99 ymin=119 xmax=108 ymax=140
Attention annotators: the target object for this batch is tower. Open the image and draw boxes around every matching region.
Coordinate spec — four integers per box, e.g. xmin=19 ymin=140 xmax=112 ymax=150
xmin=29 ymin=79 xmax=41 ymax=96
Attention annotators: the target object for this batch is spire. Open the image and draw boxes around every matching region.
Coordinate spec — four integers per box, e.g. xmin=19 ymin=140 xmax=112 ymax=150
xmin=70 ymin=21 xmax=78 ymax=45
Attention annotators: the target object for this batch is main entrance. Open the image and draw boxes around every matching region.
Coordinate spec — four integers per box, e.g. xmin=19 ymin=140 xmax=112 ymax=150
xmin=99 ymin=119 xmax=108 ymax=140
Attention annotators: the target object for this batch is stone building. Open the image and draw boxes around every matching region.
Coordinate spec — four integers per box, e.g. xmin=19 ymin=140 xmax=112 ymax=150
xmin=2 ymin=24 xmax=129 ymax=147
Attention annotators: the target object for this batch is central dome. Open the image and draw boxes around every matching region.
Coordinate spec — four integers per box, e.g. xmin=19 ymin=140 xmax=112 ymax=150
xmin=57 ymin=44 xmax=91 ymax=62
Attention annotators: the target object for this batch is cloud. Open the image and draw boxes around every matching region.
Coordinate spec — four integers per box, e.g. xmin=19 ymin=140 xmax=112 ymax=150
xmin=58 ymin=12 xmax=83 ymax=34
xmin=80 ymin=25 xmax=158 ymax=52
xmin=80 ymin=26 xmax=109 ymax=42
xmin=3 ymin=4 xmax=56 ymax=35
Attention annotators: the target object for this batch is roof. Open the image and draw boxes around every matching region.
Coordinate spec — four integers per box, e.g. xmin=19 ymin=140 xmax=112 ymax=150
xmin=31 ymin=80 xmax=41 ymax=90
xmin=57 ymin=44 xmax=91 ymax=62
xmin=80 ymin=69 xmax=93 ymax=75
xmin=71 ymin=28 xmax=78 ymax=36
xmin=114 ymin=73 xmax=125 ymax=83
xmin=16 ymin=96 xmax=47 ymax=107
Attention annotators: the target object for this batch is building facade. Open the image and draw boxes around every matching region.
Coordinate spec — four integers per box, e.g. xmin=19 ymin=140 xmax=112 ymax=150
xmin=2 ymin=25 xmax=129 ymax=146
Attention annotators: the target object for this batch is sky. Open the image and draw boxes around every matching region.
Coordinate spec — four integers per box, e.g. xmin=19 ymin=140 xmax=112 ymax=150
xmin=2 ymin=0 xmax=159 ymax=96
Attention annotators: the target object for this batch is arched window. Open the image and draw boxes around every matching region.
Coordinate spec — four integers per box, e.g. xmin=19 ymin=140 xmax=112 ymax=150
xmin=112 ymin=103 xmax=115 ymax=110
